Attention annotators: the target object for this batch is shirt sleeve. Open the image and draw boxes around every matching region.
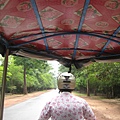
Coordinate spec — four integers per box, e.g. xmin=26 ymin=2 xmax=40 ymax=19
xmin=83 ymin=101 xmax=96 ymax=120
xmin=38 ymin=102 xmax=51 ymax=120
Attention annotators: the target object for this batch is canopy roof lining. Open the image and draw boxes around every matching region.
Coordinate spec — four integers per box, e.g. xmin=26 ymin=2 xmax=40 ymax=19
xmin=0 ymin=0 xmax=120 ymax=68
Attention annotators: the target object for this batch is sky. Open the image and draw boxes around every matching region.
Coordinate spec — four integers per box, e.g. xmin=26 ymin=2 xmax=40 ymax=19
xmin=47 ymin=60 xmax=61 ymax=77
xmin=0 ymin=55 xmax=3 ymax=65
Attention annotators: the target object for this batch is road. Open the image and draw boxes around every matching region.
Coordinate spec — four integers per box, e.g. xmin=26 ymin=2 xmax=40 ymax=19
xmin=3 ymin=90 xmax=59 ymax=120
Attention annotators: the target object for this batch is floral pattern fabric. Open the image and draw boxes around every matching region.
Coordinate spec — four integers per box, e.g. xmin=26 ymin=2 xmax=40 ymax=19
xmin=38 ymin=92 xmax=96 ymax=120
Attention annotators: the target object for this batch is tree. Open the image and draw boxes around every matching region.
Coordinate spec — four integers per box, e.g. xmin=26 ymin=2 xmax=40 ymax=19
xmin=6 ymin=57 xmax=23 ymax=94
xmin=13 ymin=56 xmax=54 ymax=94
xmin=0 ymin=55 xmax=55 ymax=94
xmin=0 ymin=66 xmax=3 ymax=89
xmin=60 ymin=62 xmax=120 ymax=98
xmin=95 ymin=62 xmax=120 ymax=98
xmin=58 ymin=65 xmax=69 ymax=73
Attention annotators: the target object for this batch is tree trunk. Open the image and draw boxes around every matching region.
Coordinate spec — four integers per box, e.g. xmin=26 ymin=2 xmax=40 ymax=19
xmin=87 ymin=79 xmax=90 ymax=96
xmin=111 ymin=86 xmax=114 ymax=98
xmin=94 ymin=89 xmax=97 ymax=96
xmin=23 ymin=64 xmax=27 ymax=94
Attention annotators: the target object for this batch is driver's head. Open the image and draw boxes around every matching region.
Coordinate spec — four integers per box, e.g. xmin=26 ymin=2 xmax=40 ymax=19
xmin=57 ymin=72 xmax=76 ymax=92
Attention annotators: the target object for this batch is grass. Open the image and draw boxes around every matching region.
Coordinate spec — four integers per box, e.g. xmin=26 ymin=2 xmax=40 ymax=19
xmin=73 ymin=91 xmax=106 ymax=100
xmin=73 ymin=91 xmax=87 ymax=97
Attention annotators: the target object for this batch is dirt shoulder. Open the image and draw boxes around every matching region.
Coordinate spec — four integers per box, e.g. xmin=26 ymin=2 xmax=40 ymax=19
xmin=4 ymin=91 xmax=120 ymax=120
xmin=4 ymin=91 xmax=48 ymax=108
xmin=82 ymin=96 xmax=120 ymax=120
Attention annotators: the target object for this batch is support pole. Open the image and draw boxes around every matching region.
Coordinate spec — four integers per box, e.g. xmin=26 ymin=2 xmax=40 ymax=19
xmin=0 ymin=49 xmax=9 ymax=120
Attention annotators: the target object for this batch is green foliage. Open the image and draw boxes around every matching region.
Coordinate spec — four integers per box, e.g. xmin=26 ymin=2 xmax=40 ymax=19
xmin=0 ymin=66 xmax=3 ymax=88
xmin=39 ymin=73 xmax=54 ymax=89
xmin=0 ymin=55 xmax=55 ymax=94
xmin=8 ymin=86 xmax=17 ymax=94
xmin=1 ymin=53 xmax=120 ymax=98
xmin=58 ymin=65 xmax=69 ymax=73
xmin=6 ymin=59 xmax=23 ymax=93
xmin=59 ymin=62 xmax=120 ymax=98
xmin=0 ymin=55 xmax=4 ymax=66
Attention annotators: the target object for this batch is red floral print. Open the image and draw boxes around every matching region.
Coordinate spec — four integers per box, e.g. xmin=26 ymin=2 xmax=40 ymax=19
xmin=38 ymin=92 xmax=96 ymax=120
xmin=105 ymin=0 xmax=120 ymax=10
xmin=62 ymin=0 xmax=78 ymax=7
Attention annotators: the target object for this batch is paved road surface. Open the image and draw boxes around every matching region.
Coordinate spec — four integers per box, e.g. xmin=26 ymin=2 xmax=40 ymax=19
xmin=3 ymin=90 xmax=59 ymax=120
